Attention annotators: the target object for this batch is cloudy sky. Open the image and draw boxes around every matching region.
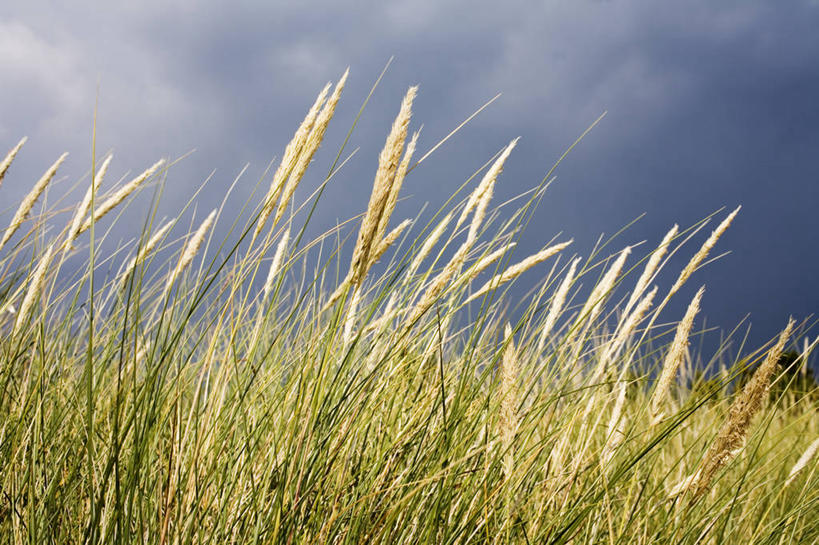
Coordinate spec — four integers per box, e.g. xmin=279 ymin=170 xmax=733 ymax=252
xmin=1 ymin=1 xmax=817 ymax=354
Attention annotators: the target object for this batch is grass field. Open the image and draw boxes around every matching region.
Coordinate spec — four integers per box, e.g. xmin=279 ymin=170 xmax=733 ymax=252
xmin=0 ymin=72 xmax=817 ymax=543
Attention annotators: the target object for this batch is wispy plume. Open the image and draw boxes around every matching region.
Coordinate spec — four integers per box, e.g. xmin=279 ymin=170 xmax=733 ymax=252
xmin=0 ymin=137 xmax=27 ymax=188
xmin=80 ymin=159 xmax=165 ymax=234
xmin=690 ymin=319 xmax=794 ymax=500
xmin=0 ymin=153 xmax=68 ymax=253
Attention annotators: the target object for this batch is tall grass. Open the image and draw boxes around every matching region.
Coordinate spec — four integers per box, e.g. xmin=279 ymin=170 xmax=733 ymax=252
xmin=0 ymin=74 xmax=817 ymax=544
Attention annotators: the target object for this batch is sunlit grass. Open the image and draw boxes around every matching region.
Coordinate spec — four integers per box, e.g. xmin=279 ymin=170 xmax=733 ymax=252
xmin=0 ymin=72 xmax=817 ymax=544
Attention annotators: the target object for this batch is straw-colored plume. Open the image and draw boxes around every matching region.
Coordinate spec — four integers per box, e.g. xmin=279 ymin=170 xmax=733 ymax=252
xmin=500 ymin=324 xmax=518 ymax=484
xmin=369 ymin=218 xmax=412 ymax=266
xmin=342 ymin=287 xmax=361 ymax=346
xmin=649 ymin=286 xmax=704 ymax=422
xmin=119 ymin=221 xmax=174 ymax=288
xmin=408 ymin=211 xmax=453 ymax=277
xmin=466 ymin=139 xmax=518 ymax=243
xmin=408 ymin=239 xmax=471 ymax=324
xmin=538 ymin=257 xmax=580 ymax=351
xmin=0 ymin=152 xmax=68 ymax=252
xmin=65 ymin=155 xmax=113 ymax=253
xmin=466 ymin=242 xmax=517 ymax=281
xmin=273 ymin=70 xmax=348 ymax=227
xmin=499 ymin=324 xmax=518 ymax=529
xmin=81 ymin=159 xmax=165 ymax=234
xmin=376 ymin=130 xmax=418 ymax=244
xmin=624 ymin=224 xmax=677 ymax=317
xmin=669 ymin=207 xmax=739 ymax=296
xmin=691 ymin=318 xmax=794 ymax=500
xmin=13 ymin=242 xmax=55 ymax=334
xmin=0 ymin=137 xmax=27 ymax=188
xmin=164 ymin=210 xmax=216 ymax=295
xmin=601 ymin=380 xmax=628 ymax=466
xmin=579 ymin=247 xmax=631 ymax=325
xmin=254 ymin=83 xmax=330 ymax=240
xmin=350 ymin=86 xmax=417 ymax=286
xmin=785 ymin=436 xmax=819 ymax=487
xmin=465 ymin=240 xmax=571 ymax=305
xmin=456 ymin=138 xmax=518 ymax=233
xmin=595 ymin=286 xmax=657 ymax=379
xmin=263 ymin=227 xmax=290 ymax=298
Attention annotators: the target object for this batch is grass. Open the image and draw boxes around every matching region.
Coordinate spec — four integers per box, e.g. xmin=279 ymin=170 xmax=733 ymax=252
xmin=0 ymin=72 xmax=817 ymax=544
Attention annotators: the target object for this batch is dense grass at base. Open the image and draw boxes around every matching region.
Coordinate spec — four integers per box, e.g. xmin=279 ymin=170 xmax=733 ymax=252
xmin=0 ymin=76 xmax=817 ymax=543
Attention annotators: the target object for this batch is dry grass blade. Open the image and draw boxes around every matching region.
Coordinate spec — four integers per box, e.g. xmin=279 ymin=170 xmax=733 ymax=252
xmin=0 ymin=136 xmax=27 ymax=187
xmin=601 ymin=380 xmax=628 ymax=466
xmin=0 ymin=153 xmax=68 ymax=252
xmin=408 ymin=240 xmax=471 ymax=324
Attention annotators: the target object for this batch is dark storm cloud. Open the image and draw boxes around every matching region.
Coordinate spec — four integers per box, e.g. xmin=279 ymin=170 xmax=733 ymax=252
xmin=1 ymin=0 xmax=817 ymax=352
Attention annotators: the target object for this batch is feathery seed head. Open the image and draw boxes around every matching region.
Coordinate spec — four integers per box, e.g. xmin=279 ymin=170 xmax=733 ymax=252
xmin=785 ymin=437 xmax=819 ymax=487
xmin=119 ymin=220 xmax=174 ymax=289
xmin=369 ymin=218 xmax=412 ymax=266
xmin=0 ymin=136 xmax=27 ymax=188
xmin=408 ymin=211 xmax=453 ymax=277
xmin=692 ymin=318 xmax=794 ymax=500
xmin=164 ymin=209 xmax=216 ymax=295
xmin=254 ymin=82 xmax=331 ymax=240
xmin=1 ymin=152 xmax=69 ymax=252
xmin=350 ymin=86 xmax=417 ymax=286
xmin=500 ymin=323 xmax=519 ymax=486
xmin=81 ymin=159 xmax=165 ymax=234
xmin=457 ymin=138 xmax=518 ymax=233
xmin=649 ymin=286 xmax=704 ymax=422
xmin=624 ymin=224 xmax=678 ymax=317
xmin=465 ymin=240 xmax=571 ymax=304
xmin=538 ymin=256 xmax=581 ymax=351
xmin=13 ymin=242 xmax=55 ymax=334
xmin=670 ymin=207 xmax=740 ymax=296
xmin=377 ymin=130 xmax=419 ymax=244
xmin=65 ymin=154 xmax=113 ymax=252
xmin=263 ymin=228 xmax=291 ymax=298
xmin=465 ymin=139 xmax=518 ymax=243
xmin=273 ymin=71 xmax=348 ymax=227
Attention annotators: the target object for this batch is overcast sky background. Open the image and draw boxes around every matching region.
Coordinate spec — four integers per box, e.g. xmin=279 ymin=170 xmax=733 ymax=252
xmin=1 ymin=1 xmax=817 ymax=358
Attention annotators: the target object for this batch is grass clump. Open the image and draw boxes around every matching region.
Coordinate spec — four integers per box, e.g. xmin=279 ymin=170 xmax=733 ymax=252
xmin=0 ymin=72 xmax=817 ymax=544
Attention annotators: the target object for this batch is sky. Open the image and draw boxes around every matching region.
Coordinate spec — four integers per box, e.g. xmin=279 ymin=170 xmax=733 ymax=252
xmin=1 ymin=0 xmax=817 ymax=359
